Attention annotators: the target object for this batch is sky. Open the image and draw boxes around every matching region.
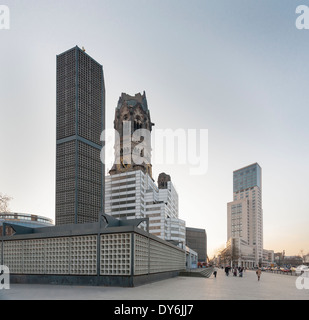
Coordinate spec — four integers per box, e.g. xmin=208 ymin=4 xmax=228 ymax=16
xmin=0 ymin=0 xmax=309 ymax=258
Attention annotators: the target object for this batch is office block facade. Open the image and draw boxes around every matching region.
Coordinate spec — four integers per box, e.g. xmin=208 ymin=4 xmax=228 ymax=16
xmin=105 ymin=170 xmax=186 ymax=245
xmin=56 ymin=46 xmax=105 ymax=225
xmin=185 ymin=227 xmax=207 ymax=263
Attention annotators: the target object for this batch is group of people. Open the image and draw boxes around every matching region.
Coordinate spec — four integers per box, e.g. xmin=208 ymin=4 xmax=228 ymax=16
xmin=224 ymin=266 xmax=244 ymax=277
xmin=213 ymin=265 xmax=262 ymax=281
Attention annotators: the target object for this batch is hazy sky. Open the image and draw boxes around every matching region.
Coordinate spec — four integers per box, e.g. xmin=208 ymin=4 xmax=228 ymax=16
xmin=1 ymin=0 xmax=309 ymax=257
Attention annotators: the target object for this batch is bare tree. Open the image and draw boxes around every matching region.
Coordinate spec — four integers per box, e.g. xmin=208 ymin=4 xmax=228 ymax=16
xmin=231 ymin=242 xmax=241 ymax=265
xmin=218 ymin=246 xmax=232 ymax=266
xmin=0 ymin=193 xmax=12 ymax=213
xmin=217 ymin=240 xmax=242 ymax=267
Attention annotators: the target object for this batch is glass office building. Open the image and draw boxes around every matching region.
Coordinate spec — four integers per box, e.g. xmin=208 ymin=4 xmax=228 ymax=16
xmin=233 ymin=163 xmax=261 ymax=193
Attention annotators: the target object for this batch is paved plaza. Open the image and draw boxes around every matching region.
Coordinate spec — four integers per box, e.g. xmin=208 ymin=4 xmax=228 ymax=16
xmin=0 ymin=270 xmax=308 ymax=300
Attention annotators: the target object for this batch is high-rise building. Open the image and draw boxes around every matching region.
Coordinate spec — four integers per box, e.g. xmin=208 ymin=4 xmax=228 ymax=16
xmin=56 ymin=46 xmax=105 ymax=225
xmin=227 ymin=163 xmax=263 ymax=265
xmin=105 ymin=92 xmax=186 ymax=245
xmin=185 ymin=227 xmax=207 ymax=263
xmin=105 ymin=170 xmax=186 ymax=244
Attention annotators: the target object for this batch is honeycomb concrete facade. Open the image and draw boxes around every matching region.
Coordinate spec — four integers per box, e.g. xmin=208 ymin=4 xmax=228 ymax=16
xmin=56 ymin=46 xmax=105 ymax=225
xmin=0 ymin=217 xmax=186 ymax=287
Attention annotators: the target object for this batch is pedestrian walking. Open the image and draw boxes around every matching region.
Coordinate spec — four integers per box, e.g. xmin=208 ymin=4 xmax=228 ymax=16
xmin=239 ymin=267 xmax=243 ymax=277
xmin=233 ymin=267 xmax=237 ymax=277
xmin=256 ymin=268 xmax=262 ymax=281
xmin=225 ymin=266 xmax=229 ymax=276
xmin=213 ymin=266 xmax=219 ymax=278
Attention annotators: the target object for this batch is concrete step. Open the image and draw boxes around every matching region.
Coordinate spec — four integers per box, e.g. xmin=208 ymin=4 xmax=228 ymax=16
xmin=179 ymin=267 xmax=214 ymax=278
